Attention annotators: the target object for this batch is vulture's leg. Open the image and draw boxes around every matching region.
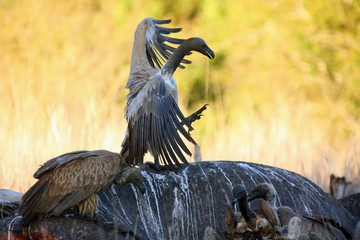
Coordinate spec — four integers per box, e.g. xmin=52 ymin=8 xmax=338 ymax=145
xmin=144 ymin=156 xmax=184 ymax=171
xmin=144 ymin=162 xmax=168 ymax=171
xmin=182 ymin=104 xmax=208 ymax=131
xmin=143 ymin=155 xmax=168 ymax=171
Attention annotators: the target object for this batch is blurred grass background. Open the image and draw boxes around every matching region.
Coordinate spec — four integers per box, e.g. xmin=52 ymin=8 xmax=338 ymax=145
xmin=1 ymin=0 xmax=359 ymax=193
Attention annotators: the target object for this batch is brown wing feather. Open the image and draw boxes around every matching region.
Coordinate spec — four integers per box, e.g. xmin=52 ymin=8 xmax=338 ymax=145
xmin=34 ymin=150 xmax=113 ymax=179
xmin=259 ymin=199 xmax=280 ymax=227
xmin=20 ymin=151 xmax=121 ymax=226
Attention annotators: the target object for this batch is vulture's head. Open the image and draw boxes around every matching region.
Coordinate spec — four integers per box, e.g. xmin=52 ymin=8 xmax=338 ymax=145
xmin=115 ymin=165 xmax=146 ymax=193
xmin=186 ymin=37 xmax=215 ymax=60
xmin=232 ymin=184 xmax=247 ymax=206
xmin=247 ymin=182 xmax=277 ymax=205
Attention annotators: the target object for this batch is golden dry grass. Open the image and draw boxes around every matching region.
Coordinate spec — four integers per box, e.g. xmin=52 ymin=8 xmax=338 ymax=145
xmin=1 ymin=0 xmax=359 ymax=193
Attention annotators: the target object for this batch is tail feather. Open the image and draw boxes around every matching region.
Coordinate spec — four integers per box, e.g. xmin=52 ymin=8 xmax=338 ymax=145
xmin=19 ymin=180 xmax=48 ymax=226
xmin=120 ymin=136 xmax=131 ymax=164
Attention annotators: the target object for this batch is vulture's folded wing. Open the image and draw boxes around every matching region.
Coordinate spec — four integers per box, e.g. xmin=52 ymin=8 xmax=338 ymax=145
xmin=20 ymin=152 xmax=120 ymax=225
xmin=126 ymin=76 xmax=196 ymax=168
xmin=144 ymin=18 xmax=191 ymax=69
xmin=34 ymin=150 xmax=112 ymax=179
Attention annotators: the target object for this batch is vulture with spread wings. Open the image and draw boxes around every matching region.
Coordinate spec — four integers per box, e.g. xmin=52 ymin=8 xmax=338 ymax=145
xmin=19 ymin=150 xmax=145 ymax=226
xmin=121 ymin=18 xmax=214 ymax=170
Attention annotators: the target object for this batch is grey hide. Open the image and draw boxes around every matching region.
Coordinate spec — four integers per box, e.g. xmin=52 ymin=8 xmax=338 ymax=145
xmin=0 ymin=161 xmax=357 ymax=239
xmin=97 ymin=161 xmax=357 ymax=239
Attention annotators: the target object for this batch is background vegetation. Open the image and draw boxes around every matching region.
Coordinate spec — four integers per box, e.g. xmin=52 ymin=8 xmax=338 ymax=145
xmin=1 ymin=0 xmax=359 ymax=193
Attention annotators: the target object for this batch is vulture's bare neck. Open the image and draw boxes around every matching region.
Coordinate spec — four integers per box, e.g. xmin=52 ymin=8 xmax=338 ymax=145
xmin=161 ymin=40 xmax=191 ymax=78
xmin=237 ymin=197 xmax=256 ymax=223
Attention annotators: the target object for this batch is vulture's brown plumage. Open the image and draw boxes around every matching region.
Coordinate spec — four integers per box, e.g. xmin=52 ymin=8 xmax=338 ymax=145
xmin=121 ymin=18 xmax=214 ymax=170
xmin=19 ymin=150 xmax=144 ymax=226
xmin=247 ymin=182 xmax=278 ymax=209
xmin=245 ymin=182 xmax=346 ymax=239
xmin=226 ymin=184 xmax=278 ymax=239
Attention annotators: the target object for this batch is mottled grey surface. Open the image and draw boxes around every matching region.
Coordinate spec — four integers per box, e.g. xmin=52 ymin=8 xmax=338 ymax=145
xmin=0 ymin=161 xmax=357 ymax=239
xmin=97 ymin=161 xmax=357 ymax=239
xmin=339 ymin=192 xmax=360 ymax=220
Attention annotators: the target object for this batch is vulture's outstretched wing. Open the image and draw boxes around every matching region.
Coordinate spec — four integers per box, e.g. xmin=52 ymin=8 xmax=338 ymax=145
xmin=124 ymin=21 xmax=214 ymax=169
xmin=144 ymin=18 xmax=191 ymax=70
xmin=126 ymin=76 xmax=196 ymax=168
xmin=20 ymin=151 xmax=121 ymax=226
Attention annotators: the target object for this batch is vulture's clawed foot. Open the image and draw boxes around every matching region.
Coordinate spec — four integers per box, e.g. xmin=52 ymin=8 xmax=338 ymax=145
xmin=185 ymin=104 xmax=209 ymax=128
xmin=143 ymin=162 xmax=169 ymax=172
xmin=142 ymin=162 xmax=185 ymax=172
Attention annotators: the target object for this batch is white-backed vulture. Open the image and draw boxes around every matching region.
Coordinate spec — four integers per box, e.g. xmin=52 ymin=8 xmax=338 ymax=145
xmin=247 ymin=182 xmax=348 ymax=240
xmin=19 ymin=150 xmax=144 ymax=226
xmin=247 ymin=182 xmax=277 ymax=209
xmin=120 ymin=18 xmax=214 ymax=170
xmin=225 ymin=184 xmax=278 ymax=239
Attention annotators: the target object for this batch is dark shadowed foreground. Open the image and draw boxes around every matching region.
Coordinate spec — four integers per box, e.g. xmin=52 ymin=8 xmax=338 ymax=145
xmin=0 ymin=161 xmax=357 ymax=239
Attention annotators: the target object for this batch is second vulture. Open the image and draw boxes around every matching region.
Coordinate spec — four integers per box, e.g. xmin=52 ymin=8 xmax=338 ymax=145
xmin=19 ymin=150 xmax=145 ymax=226
xmin=121 ymin=18 xmax=215 ymax=170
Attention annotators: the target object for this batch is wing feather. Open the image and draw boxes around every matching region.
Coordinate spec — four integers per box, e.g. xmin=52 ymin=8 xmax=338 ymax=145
xmin=168 ymin=114 xmax=192 ymax=156
xmin=145 ymin=18 xmax=191 ymax=69
xmin=20 ymin=151 xmax=121 ymax=225
xmin=34 ymin=150 xmax=110 ymax=179
xmin=155 ymin=25 xmax=182 ymax=34
xmin=126 ymin=77 xmax=196 ymax=168
xmin=146 ymin=43 xmax=163 ymax=69
xmin=169 ymin=107 xmax=195 ymax=143
xmin=158 ymin=34 xmax=184 ymax=44
xmin=165 ymin=119 xmax=190 ymax=164
xmin=163 ymin=124 xmax=182 ymax=167
xmin=151 ymin=19 xmax=171 ymax=24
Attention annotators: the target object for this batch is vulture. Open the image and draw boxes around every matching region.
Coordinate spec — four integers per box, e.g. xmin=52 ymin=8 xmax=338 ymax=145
xmin=19 ymin=150 xmax=145 ymax=226
xmin=329 ymin=174 xmax=358 ymax=199
xmin=0 ymin=189 xmax=23 ymax=219
xmin=247 ymin=182 xmax=278 ymax=209
xmin=225 ymin=184 xmax=278 ymax=239
xmin=247 ymin=182 xmax=347 ymax=240
xmin=121 ymin=18 xmax=215 ymax=170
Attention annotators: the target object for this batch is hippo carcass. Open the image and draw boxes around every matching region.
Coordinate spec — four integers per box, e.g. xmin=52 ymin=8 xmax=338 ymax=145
xmin=0 ymin=161 xmax=357 ymax=239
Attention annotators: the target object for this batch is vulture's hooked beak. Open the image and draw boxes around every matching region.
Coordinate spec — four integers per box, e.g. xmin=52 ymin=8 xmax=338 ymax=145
xmin=232 ymin=196 xmax=238 ymax=206
xmin=206 ymin=47 xmax=215 ymax=60
xmin=247 ymin=192 xmax=255 ymax=202
xmin=232 ymin=184 xmax=247 ymax=206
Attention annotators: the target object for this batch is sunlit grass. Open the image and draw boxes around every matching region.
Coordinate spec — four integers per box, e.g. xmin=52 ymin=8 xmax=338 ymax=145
xmin=1 ymin=0 xmax=359 ymax=193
